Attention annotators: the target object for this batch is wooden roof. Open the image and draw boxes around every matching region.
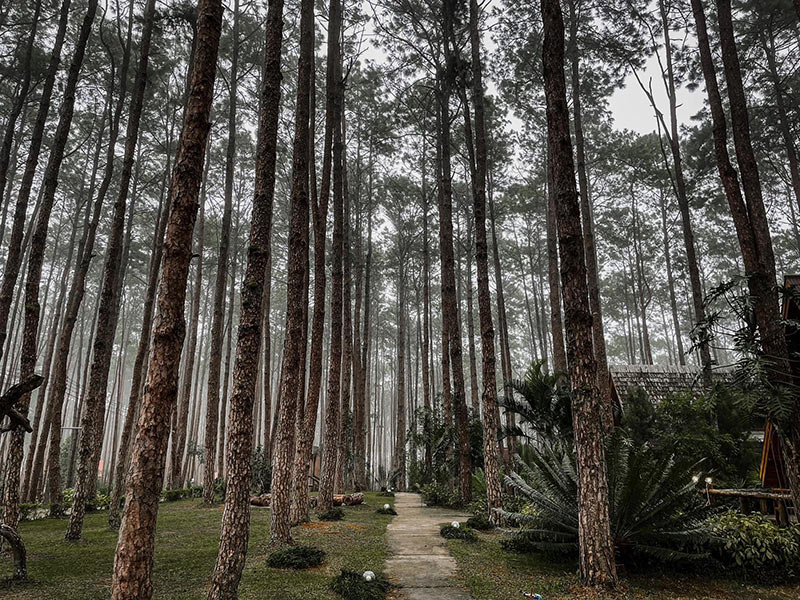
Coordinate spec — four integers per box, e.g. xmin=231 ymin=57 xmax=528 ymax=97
xmin=608 ymin=364 xmax=733 ymax=405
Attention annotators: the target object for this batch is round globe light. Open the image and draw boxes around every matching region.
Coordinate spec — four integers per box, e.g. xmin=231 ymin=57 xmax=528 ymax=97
xmin=363 ymin=570 xmax=375 ymax=582
xmin=383 ymin=504 xmax=390 ymax=510
xmin=704 ymin=476 xmax=713 ymax=485
xmin=691 ymin=474 xmax=699 ymax=483
xmin=451 ymin=521 xmax=460 ymax=529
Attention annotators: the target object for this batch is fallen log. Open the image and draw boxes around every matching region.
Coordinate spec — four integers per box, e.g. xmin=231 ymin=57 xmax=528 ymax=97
xmin=250 ymin=493 xmax=271 ymax=507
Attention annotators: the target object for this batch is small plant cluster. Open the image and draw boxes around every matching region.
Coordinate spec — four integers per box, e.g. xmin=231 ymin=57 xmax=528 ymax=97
xmin=377 ymin=490 xmax=395 ymax=497
xmin=331 ymin=569 xmax=390 ymax=600
xmin=440 ymin=523 xmax=477 ymax=542
xmin=162 ymin=488 xmax=190 ymax=502
xmin=710 ymin=511 xmax=800 ymax=581
xmin=266 ymin=545 xmax=325 ymax=569
xmin=466 ymin=513 xmax=492 ymax=531
xmin=376 ymin=505 xmax=397 ymax=515
xmin=420 ymin=482 xmax=463 ymax=508
xmin=317 ymin=506 xmax=345 ymax=521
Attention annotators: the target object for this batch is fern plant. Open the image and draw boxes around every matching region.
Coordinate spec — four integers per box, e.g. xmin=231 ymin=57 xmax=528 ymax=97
xmin=500 ymin=432 xmax=715 ymax=564
xmin=503 ymin=361 xmax=573 ymax=442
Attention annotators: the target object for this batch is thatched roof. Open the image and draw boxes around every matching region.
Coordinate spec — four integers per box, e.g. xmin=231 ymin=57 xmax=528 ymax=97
xmin=608 ymin=364 xmax=733 ymax=404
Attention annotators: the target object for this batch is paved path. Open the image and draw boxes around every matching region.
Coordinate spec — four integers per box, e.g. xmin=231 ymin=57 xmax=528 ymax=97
xmin=385 ymin=492 xmax=473 ymax=600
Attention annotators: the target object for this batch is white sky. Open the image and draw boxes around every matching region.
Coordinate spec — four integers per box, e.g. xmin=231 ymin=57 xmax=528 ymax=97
xmin=608 ymin=52 xmax=706 ymax=134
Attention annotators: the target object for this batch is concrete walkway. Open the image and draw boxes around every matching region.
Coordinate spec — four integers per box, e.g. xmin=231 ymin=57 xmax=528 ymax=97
xmin=386 ymin=492 xmax=473 ymax=600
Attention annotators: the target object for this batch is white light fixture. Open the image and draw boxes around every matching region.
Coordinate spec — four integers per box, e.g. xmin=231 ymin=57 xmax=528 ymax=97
xmin=383 ymin=504 xmax=390 ymax=510
xmin=705 ymin=477 xmax=713 ymax=485
xmin=451 ymin=521 xmax=460 ymax=529
xmin=691 ymin=474 xmax=700 ymax=483
xmin=363 ymin=570 xmax=375 ymax=582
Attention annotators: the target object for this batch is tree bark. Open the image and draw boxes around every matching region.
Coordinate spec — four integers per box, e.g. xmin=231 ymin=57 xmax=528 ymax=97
xmin=110 ymin=0 xmax=223 ymax=594
xmin=208 ymin=0 xmax=284 ymax=588
xmin=317 ymin=0 xmax=345 ymax=514
xmin=268 ymin=0 xmax=312 ymax=544
xmin=712 ymin=0 xmax=798 ymax=509
xmin=541 ymin=0 xmax=617 ymax=586
xmin=203 ymin=0 xmax=239 ymax=503
xmin=467 ymin=0 xmax=503 ymax=524
xmin=567 ymin=0 xmax=613 ymax=429
xmin=440 ymin=0 xmax=472 ymax=501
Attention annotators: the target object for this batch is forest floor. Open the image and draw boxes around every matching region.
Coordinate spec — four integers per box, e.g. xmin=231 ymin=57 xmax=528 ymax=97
xmin=446 ymin=530 xmax=800 ymax=600
xmin=0 ymin=492 xmax=393 ymax=599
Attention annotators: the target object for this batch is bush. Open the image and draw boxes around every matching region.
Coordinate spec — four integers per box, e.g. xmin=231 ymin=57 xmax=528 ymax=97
xmin=162 ymin=488 xmax=189 ymax=502
xmin=190 ymin=484 xmax=203 ymax=499
xmin=710 ymin=511 xmax=800 ymax=581
xmin=86 ymin=492 xmax=111 ymax=512
xmin=376 ymin=506 xmax=397 ymax=515
xmin=331 ymin=569 xmax=390 ymax=600
xmin=466 ymin=513 xmax=492 ymax=531
xmin=318 ymin=507 xmax=345 ymax=521
xmin=500 ymin=432 xmax=714 ymax=565
xmin=440 ymin=524 xmax=477 ymax=542
xmin=19 ymin=502 xmax=42 ymax=522
xmin=378 ymin=490 xmax=395 ymax=497
xmin=420 ymin=482 xmax=463 ymax=508
xmin=266 ymin=545 xmax=325 ymax=569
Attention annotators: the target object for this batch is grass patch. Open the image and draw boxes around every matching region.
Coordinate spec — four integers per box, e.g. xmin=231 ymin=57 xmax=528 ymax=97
xmin=0 ymin=492 xmax=393 ymax=599
xmin=446 ymin=530 xmax=800 ymax=600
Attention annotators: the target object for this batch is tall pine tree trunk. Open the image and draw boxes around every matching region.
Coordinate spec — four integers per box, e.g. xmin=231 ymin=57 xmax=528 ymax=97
xmin=111 ymin=0 xmax=223 ymax=594
xmin=468 ymin=0 xmax=503 ymax=524
xmin=317 ymin=0 xmax=345 ymax=514
xmin=203 ymin=0 xmax=239 ymax=503
xmin=541 ymin=0 xmax=617 ymax=586
xmin=269 ymin=0 xmax=313 ymax=544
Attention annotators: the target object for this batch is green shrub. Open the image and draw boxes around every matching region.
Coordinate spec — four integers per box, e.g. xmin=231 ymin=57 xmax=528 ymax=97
xmin=500 ymin=432 xmax=713 ymax=565
xmin=440 ymin=524 xmax=477 ymax=542
xmin=266 ymin=545 xmax=325 ymax=569
xmin=190 ymin=485 xmax=203 ymax=499
xmin=466 ymin=513 xmax=492 ymax=531
xmin=710 ymin=511 xmax=800 ymax=581
xmin=162 ymin=488 xmax=189 ymax=502
xmin=376 ymin=506 xmax=397 ymax=515
xmin=378 ymin=490 xmax=395 ymax=497
xmin=86 ymin=492 xmax=111 ymax=512
xmin=331 ymin=569 xmax=390 ymax=600
xmin=19 ymin=502 xmax=42 ymax=521
xmin=61 ymin=488 xmax=75 ymax=508
xmin=420 ymin=482 xmax=463 ymax=508
xmin=318 ymin=507 xmax=345 ymax=521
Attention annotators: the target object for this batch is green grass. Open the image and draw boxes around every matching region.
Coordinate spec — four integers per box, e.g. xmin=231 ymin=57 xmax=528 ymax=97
xmin=0 ymin=492 xmax=394 ymax=599
xmin=447 ymin=530 xmax=800 ymax=600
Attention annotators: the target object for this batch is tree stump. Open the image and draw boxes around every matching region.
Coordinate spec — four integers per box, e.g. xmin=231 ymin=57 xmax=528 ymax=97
xmin=0 ymin=524 xmax=27 ymax=581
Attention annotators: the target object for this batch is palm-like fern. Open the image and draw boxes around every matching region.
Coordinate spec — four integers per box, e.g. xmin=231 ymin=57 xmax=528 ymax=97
xmin=503 ymin=361 xmax=573 ymax=442
xmin=499 ymin=433 xmax=715 ymax=563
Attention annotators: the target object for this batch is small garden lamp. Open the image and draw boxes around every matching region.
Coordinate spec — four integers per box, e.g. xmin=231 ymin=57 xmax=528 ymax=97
xmin=363 ymin=570 xmax=375 ymax=582
xmin=691 ymin=474 xmax=699 ymax=484
xmin=383 ymin=504 xmax=390 ymax=510
xmin=451 ymin=521 xmax=460 ymax=529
